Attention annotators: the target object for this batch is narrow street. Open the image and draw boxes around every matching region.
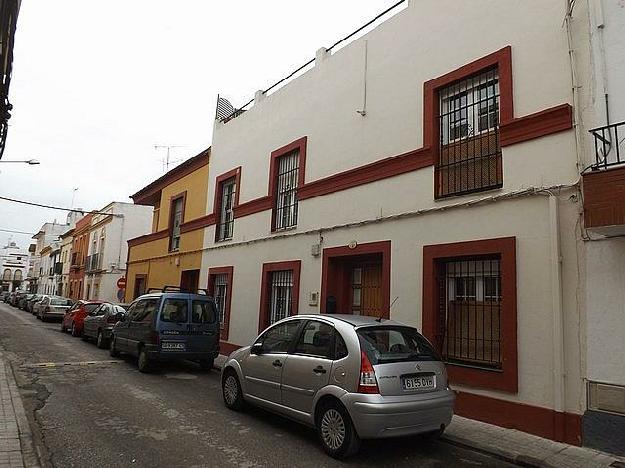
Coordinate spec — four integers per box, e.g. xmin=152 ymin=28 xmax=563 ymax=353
xmin=0 ymin=303 xmax=519 ymax=468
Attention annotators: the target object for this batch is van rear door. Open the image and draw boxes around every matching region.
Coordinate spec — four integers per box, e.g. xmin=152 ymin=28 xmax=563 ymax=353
xmin=157 ymin=297 xmax=191 ymax=353
xmin=187 ymin=298 xmax=219 ymax=353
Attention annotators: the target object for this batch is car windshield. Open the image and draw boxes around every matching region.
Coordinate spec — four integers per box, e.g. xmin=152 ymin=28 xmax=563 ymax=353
xmin=84 ymin=304 xmax=100 ymax=313
xmin=51 ymin=298 xmax=71 ymax=306
xmin=357 ymin=326 xmax=440 ymax=364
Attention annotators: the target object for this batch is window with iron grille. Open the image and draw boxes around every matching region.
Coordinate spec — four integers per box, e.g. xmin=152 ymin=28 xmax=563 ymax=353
xmin=213 ymin=273 xmax=228 ymax=329
xmin=216 ymin=177 xmax=236 ymax=241
xmin=269 ymin=270 xmax=294 ymax=325
xmin=274 ymin=150 xmax=299 ymax=230
xmin=170 ymin=197 xmax=184 ymax=251
xmin=437 ymin=68 xmax=502 ymax=198
xmin=438 ymin=257 xmax=502 ymax=369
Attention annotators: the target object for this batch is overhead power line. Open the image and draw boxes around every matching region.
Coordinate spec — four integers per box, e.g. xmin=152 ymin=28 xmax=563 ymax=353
xmin=227 ymin=0 xmax=407 ymax=116
xmin=0 ymin=195 xmax=122 ymax=217
xmin=0 ymin=228 xmax=35 ymax=235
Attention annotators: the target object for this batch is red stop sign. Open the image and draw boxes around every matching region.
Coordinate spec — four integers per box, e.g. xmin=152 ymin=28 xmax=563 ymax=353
xmin=117 ymin=277 xmax=127 ymax=289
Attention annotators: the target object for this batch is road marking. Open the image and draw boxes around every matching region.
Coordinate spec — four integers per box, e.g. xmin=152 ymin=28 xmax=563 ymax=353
xmin=20 ymin=360 xmax=123 ymax=369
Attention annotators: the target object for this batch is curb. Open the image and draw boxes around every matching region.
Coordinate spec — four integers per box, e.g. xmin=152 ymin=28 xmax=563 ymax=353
xmin=441 ymin=433 xmax=542 ymax=468
xmin=3 ymin=360 xmax=42 ymax=468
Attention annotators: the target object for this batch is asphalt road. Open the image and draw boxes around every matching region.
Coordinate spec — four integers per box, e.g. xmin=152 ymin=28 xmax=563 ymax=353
xmin=0 ymin=302 xmax=518 ymax=468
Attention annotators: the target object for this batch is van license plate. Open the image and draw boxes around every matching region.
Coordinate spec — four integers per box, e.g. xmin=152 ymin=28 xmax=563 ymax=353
xmin=402 ymin=375 xmax=435 ymax=391
xmin=162 ymin=342 xmax=185 ymax=351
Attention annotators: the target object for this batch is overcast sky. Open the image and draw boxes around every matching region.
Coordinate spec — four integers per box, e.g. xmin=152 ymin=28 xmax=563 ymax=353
xmin=0 ymin=0 xmax=399 ymax=249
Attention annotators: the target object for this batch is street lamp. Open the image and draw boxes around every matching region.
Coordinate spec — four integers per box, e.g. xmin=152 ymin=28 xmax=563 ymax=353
xmin=0 ymin=159 xmax=40 ymax=165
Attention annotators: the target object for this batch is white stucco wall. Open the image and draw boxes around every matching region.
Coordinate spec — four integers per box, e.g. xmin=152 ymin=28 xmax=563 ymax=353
xmin=199 ymin=0 xmax=587 ymax=417
xmin=85 ymin=202 xmax=152 ymax=303
xmin=585 ymin=239 xmax=625 ymax=385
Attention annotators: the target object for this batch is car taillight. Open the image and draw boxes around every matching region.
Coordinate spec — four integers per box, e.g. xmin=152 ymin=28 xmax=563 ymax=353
xmin=358 ymin=350 xmax=379 ymax=394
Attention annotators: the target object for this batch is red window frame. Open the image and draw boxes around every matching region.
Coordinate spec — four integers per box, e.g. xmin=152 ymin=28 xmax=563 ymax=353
xmin=258 ymin=260 xmax=301 ymax=333
xmin=423 ymin=47 xmax=513 ymax=199
xmin=422 ymin=236 xmax=517 ymax=393
xmin=213 ymin=167 xmax=241 ymax=242
xmin=168 ymin=191 xmax=187 ymax=251
xmin=208 ymin=266 xmax=234 ymax=341
xmin=269 ymin=137 xmax=307 ymax=231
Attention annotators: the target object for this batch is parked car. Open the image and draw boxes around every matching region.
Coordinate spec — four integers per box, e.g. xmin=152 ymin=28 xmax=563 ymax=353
xmin=221 ymin=314 xmax=454 ymax=459
xmin=61 ymin=300 xmax=103 ymax=336
xmin=26 ymin=294 xmax=44 ymax=313
xmin=32 ymin=295 xmax=50 ymax=316
xmin=1 ymin=291 xmax=9 ymax=302
xmin=37 ymin=296 xmax=74 ymax=322
xmin=18 ymin=294 xmax=35 ymax=310
xmin=110 ymin=290 xmax=219 ymax=373
xmin=8 ymin=291 xmax=19 ymax=306
xmin=83 ymin=302 xmax=129 ymax=348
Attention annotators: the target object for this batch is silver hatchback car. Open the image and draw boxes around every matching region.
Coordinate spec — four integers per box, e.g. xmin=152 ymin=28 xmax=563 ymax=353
xmin=221 ymin=314 xmax=454 ymax=458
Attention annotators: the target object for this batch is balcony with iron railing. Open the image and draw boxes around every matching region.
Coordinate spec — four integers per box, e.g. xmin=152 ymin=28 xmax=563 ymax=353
xmin=70 ymin=252 xmax=81 ymax=269
xmin=583 ymin=121 xmax=625 ymax=236
xmin=85 ymin=253 xmax=102 ymax=273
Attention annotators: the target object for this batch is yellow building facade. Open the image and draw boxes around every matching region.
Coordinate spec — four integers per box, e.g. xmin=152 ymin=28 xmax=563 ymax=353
xmin=125 ymin=148 xmax=210 ymax=300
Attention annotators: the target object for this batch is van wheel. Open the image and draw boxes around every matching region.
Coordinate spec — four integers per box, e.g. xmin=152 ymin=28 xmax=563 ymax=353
xmin=316 ymin=401 xmax=361 ymax=459
xmin=199 ymin=358 xmax=214 ymax=371
xmin=97 ymin=331 xmax=108 ymax=349
xmin=222 ymin=369 xmax=244 ymax=411
xmin=138 ymin=348 xmax=151 ymax=373
xmin=109 ymin=336 xmax=120 ymax=357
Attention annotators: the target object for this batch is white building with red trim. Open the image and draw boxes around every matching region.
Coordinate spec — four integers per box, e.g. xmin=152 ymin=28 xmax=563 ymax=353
xmin=195 ymin=0 xmax=625 ymax=452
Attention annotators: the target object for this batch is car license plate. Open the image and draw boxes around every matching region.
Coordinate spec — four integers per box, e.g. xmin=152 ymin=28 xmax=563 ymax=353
xmin=402 ymin=375 xmax=435 ymax=391
xmin=161 ymin=342 xmax=185 ymax=351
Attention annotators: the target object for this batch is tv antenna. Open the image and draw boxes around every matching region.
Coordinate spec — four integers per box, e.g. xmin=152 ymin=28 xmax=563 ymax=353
xmin=154 ymin=145 xmax=184 ymax=172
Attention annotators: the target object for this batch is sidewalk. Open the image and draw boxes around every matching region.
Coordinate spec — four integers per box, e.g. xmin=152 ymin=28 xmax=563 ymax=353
xmin=215 ymin=354 xmax=625 ymax=468
xmin=0 ymin=356 xmax=40 ymax=468
xmin=444 ymin=415 xmax=625 ymax=468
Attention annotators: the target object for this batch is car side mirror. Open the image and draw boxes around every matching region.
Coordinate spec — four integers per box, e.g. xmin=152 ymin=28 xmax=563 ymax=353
xmin=250 ymin=342 xmax=263 ymax=355
xmin=116 ymin=312 xmax=126 ymax=322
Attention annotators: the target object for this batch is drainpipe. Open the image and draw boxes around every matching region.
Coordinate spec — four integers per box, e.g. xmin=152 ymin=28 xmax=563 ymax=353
xmin=548 ymin=194 xmax=566 ymax=440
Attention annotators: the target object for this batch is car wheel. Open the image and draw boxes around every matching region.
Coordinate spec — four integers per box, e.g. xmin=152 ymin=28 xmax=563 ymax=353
xmin=222 ymin=369 xmax=244 ymax=411
xmin=316 ymin=401 xmax=361 ymax=459
xmin=96 ymin=331 xmax=107 ymax=349
xmin=109 ymin=335 xmax=120 ymax=357
xmin=137 ymin=347 xmax=151 ymax=373
xmin=199 ymin=358 xmax=214 ymax=371
xmin=71 ymin=323 xmax=80 ymax=337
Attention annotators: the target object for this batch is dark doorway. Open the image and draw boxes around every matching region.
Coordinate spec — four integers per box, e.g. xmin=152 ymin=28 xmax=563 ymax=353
xmin=134 ymin=275 xmax=146 ymax=299
xmin=180 ymin=269 xmax=200 ymax=293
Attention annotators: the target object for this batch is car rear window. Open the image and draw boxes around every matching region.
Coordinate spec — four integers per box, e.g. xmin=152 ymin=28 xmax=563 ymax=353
xmin=51 ymin=298 xmax=72 ymax=306
xmin=191 ymin=300 xmax=216 ymax=324
xmin=161 ymin=299 xmax=188 ymax=323
xmin=357 ymin=326 xmax=440 ymax=364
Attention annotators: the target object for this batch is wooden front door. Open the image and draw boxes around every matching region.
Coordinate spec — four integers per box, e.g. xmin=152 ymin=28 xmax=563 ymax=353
xmin=350 ymin=262 xmax=382 ymax=317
